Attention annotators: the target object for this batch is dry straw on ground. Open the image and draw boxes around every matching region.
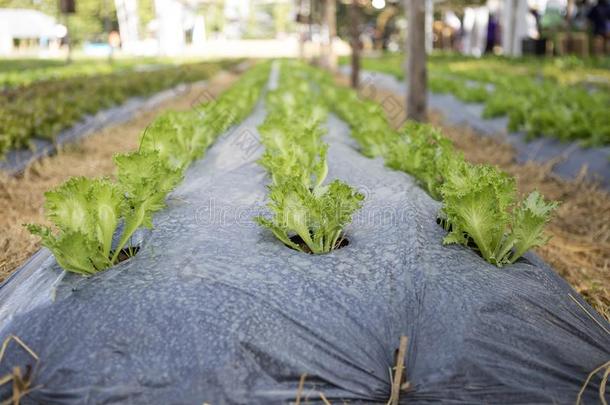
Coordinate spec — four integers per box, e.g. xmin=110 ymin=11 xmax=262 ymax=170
xmin=0 ymin=335 xmax=40 ymax=405
xmin=0 ymin=72 xmax=238 ymax=283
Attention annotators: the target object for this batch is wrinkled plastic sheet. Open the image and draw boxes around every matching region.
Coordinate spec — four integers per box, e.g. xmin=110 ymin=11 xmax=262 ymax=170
xmin=0 ymin=80 xmax=208 ymax=175
xmin=340 ymin=66 xmax=610 ymax=190
xmin=0 ymin=69 xmax=609 ymax=404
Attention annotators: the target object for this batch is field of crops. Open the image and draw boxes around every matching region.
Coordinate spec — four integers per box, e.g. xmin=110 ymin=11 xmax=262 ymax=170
xmin=346 ymin=53 xmax=610 ymax=147
xmin=0 ymin=58 xmax=152 ymax=88
xmin=0 ymin=60 xmax=237 ymax=158
xmin=0 ymin=57 xmax=226 ymax=88
xmin=0 ymin=59 xmax=608 ymax=403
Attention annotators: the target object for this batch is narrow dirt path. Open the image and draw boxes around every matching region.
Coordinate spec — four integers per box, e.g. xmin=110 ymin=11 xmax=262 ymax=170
xmin=335 ymin=74 xmax=610 ymax=320
xmin=0 ymin=71 xmax=240 ymax=282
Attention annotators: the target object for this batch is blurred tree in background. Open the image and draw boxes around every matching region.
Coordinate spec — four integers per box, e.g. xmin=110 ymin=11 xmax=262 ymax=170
xmin=0 ymin=0 xmax=122 ymax=43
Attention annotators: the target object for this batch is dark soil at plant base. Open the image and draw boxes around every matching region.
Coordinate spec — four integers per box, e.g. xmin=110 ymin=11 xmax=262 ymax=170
xmin=113 ymin=246 xmax=141 ymax=263
xmin=288 ymin=234 xmax=349 ymax=254
xmin=334 ymin=74 xmax=610 ymax=321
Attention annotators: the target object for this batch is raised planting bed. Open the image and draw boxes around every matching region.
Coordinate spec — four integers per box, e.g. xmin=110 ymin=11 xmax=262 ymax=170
xmin=0 ymin=62 xmax=608 ymax=404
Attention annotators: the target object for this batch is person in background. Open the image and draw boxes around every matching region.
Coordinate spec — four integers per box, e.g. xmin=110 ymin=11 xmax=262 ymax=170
xmin=587 ymin=0 xmax=610 ymax=53
xmin=485 ymin=13 xmax=499 ymax=53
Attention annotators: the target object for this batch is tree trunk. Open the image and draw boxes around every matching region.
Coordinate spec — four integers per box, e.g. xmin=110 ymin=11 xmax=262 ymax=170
xmin=323 ymin=0 xmax=337 ymax=71
xmin=349 ymin=0 xmax=360 ymax=88
xmin=297 ymin=0 xmax=306 ymax=60
xmin=406 ymin=0 xmax=427 ymax=122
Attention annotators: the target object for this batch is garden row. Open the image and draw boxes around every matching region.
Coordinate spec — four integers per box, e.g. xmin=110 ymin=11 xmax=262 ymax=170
xmin=255 ymin=63 xmax=364 ymax=254
xmin=302 ymin=62 xmax=559 ymax=267
xmin=0 ymin=58 xmax=169 ymax=89
xmin=26 ymin=62 xmax=269 ymax=275
xmin=352 ymin=54 xmax=610 ymax=147
xmin=0 ymin=60 xmax=236 ymax=158
xmin=28 ymin=61 xmax=558 ymax=275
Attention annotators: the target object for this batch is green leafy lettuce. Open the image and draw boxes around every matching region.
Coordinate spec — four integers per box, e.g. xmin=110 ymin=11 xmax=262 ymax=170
xmin=386 ymin=121 xmax=463 ymax=200
xmin=111 ymin=150 xmax=183 ymax=263
xmin=440 ymin=160 xmax=558 ymax=266
xmin=27 ymin=177 xmax=122 ymax=275
xmin=255 ymin=61 xmax=364 ymax=254
xmin=256 ymin=179 xmax=364 ymax=254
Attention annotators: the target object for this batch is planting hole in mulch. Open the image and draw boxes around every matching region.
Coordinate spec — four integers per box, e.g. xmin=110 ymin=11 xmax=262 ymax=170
xmin=287 ymin=234 xmax=349 ymax=254
xmin=111 ymin=246 xmax=141 ymax=264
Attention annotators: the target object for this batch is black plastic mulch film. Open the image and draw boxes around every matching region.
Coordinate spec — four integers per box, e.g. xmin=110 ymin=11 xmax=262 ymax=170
xmin=0 ymin=64 xmax=608 ymax=405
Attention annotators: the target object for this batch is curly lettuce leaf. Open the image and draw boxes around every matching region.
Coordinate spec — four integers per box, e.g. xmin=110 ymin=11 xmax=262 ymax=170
xmin=256 ymin=178 xmax=364 ymax=254
xmin=386 ymin=121 xmax=461 ymax=200
xmin=112 ymin=150 xmax=183 ymax=262
xmin=27 ymin=177 xmax=122 ymax=273
xmin=441 ymin=161 xmax=515 ymax=265
xmin=43 ymin=176 xmax=93 ymax=236
xmin=26 ymin=226 xmax=110 ymax=275
xmin=441 ymin=160 xmax=558 ymax=266
xmin=90 ymin=179 xmax=123 ymax=259
xmin=507 ymin=190 xmax=559 ymax=263
xmin=140 ymin=111 xmax=197 ymax=170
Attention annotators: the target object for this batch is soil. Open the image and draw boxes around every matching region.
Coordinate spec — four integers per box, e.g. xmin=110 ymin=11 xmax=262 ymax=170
xmin=0 ymin=70 xmax=239 ymax=283
xmin=114 ymin=246 xmax=141 ymax=264
xmin=335 ymin=74 xmax=610 ymax=321
xmin=288 ymin=234 xmax=350 ymax=254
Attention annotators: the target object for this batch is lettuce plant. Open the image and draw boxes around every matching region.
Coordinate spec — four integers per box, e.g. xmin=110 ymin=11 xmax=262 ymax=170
xmin=258 ymin=116 xmax=328 ymax=189
xmin=256 ymin=179 xmax=364 ymax=254
xmin=323 ymin=85 xmax=393 ymax=158
xmin=27 ymin=177 xmax=123 ymax=275
xmin=112 ymin=151 xmax=183 ymax=263
xmin=27 ymin=151 xmax=182 ymax=274
xmin=140 ymin=111 xmax=204 ymax=170
xmin=386 ymin=121 xmax=462 ymax=200
xmin=441 ymin=160 xmax=558 ymax=266
xmin=139 ymin=63 xmax=271 ymax=170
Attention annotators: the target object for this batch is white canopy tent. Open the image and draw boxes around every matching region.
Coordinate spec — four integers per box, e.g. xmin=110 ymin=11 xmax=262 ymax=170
xmin=0 ymin=8 xmax=62 ymax=55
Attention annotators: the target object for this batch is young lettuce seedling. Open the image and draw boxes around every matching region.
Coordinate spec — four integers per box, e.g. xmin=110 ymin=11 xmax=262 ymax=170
xmin=324 ymin=86 xmax=393 ymax=158
xmin=441 ymin=160 xmax=558 ymax=266
xmin=256 ymin=179 xmax=364 ymax=254
xmin=386 ymin=121 xmax=462 ymax=200
xmin=501 ymin=190 xmax=559 ymax=264
xmin=140 ymin=111 xmax=203 ymax=170
xmin=111 ymin=150 xmax=183 ymax=263
xmin=27 ymin=177 xmax=122 ymax=275
xmin=258 ymin=116 xmax=328 ymax=189
xmin=27 ymin=151 xmax=182 ymax=274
